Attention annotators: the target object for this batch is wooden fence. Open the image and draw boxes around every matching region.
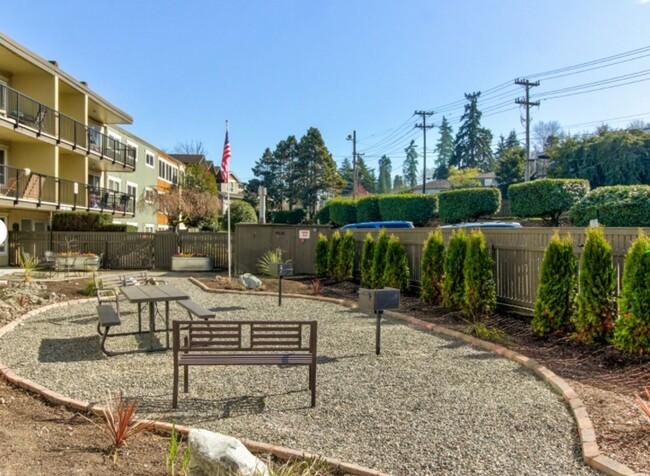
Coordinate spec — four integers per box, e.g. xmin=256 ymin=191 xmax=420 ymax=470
xmin=9 ymin=231 xmax=231 ymax=270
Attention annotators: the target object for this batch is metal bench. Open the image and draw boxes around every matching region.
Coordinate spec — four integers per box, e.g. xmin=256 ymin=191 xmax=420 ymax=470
xmin=172 ymin=320 xmax=317 ymax=408
xmin=177 ymin=299 xmax=215 ymax=320
xmin=96 ymin=303 xmax=122 ymax=356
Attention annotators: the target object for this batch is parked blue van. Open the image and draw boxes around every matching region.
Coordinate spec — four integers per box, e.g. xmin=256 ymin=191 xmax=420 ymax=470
xmin=340 ymin=221 xmax=415 ymax=230
xmin=440 ymin=221 xmax=522 ymax=230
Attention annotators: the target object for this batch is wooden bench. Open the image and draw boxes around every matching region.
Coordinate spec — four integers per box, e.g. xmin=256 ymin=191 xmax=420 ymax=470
xmin=177 ymin=299 xmax=215 ymax=320
xmin=172 ymin=320 xmax=317 ymax=408
xmin=96 ymin=303 xmax=122 ymax=356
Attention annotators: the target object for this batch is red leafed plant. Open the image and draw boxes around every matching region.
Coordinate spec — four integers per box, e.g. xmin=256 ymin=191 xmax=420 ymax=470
xmin=99 ymin=390 xmax=154 ymax=462
xmin=17 ymin=295 xmax=27 ymax=307
xmin=636 ymin=387 xmax=650 ymax=421
xmin=311 ymin=279 xmax=323 ymax=295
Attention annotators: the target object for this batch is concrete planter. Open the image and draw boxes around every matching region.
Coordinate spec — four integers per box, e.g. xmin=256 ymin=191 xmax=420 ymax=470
xmin=55 ymin=254 xmax=100 ymax=271
xmin=171 ymin=256 xmax=213 ymax=271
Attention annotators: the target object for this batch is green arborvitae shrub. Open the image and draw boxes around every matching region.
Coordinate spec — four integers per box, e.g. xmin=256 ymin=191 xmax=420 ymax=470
xmin=462 ymin=229 xmax=496 ymax=319
xmin=356 ymin=196 xmax=381 ymax=223
xmin=531 ymin=232 xmax=577 ymax=336
xmin=377 ymin=194 xmax=438 ymax=226
xmin=371 ymin=230 xmax=390 ymax=288
xmin=360 ymin=233 xmax=375 ymax=288
xmin=315 ymin=233 xmax=329 ymax=277
xmin=382 ymin=235 xmax=410 ymax=291
xmin=314 ymin=203 xmax=331 ymax=225
xmin=420 ymin=230 xmax=445 ymax=305
xmin=437 ymin=188 xmax=501 ymax=224
xmin=442 ymin=229 xmax=469 ymax=309
xmin=329 ymin=198 xmax=357 ymax=227
xmin=614 ymin=231 xmax=650 ymax=354
xmin=337 ymin=230 xmax=356 ymax=281
xmin=509 ymin=178 xmax=589 ymax=226
xmin=569 ymin=185 xmax=650 ymax=227
xmin=328 ymin=231 xmax=342 ymax=280
xmin=573 ymin=227 xmax=616 ymax=343
xmin=228 ymin=200 xmax=257 ymax=228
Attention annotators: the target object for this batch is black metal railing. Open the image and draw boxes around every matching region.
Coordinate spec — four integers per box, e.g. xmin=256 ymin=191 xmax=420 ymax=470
xmin=0 ymin=165 xmax=135 ymax=215
xmin=0 ymin=84 xmax=136 ymax=169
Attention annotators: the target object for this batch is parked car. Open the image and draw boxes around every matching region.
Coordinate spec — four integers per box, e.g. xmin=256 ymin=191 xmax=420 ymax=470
xmin=440 ymin=221 xmax=522 ymax=230
xmin=340 ymin=220 xmax=415 ymax=230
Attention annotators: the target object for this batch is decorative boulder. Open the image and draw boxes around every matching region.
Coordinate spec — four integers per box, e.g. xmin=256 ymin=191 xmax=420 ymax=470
xmin=239 ymin=273 xmax=262 ymax=290
xmin=188 ymin=429 xmax=269 ymax=476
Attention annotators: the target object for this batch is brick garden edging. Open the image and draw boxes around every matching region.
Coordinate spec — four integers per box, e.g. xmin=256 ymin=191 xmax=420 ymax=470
xmin=190 ymin=277 xmax=647 ymax=476
xmin=0 ymin=295 xmax=388 ymax=476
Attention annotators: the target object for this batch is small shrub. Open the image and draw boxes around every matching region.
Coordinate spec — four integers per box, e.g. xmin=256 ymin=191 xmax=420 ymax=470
xmin=328 ymin=231 xmax=342 ymax=280
xmin=18 ymin=247 xmax=39 ymax=283
xmin=166 ymin=424 xmax=190 ymax=476
xmin=573 ymin=227 xmax=616 ymax=343
xmin=228 ymin=200 xmax=257 ymax=228
xmin=371 ymin=230 xmax=390 ymax=288
xmin=510 ymin=178 xmax=589 ymax=226
xmin=310 ymin=279 xmax=323 ymax=295
xmin=256 ymin=248 xmax=290 ymax=276
xmin=614 ymin=231 xmax=650 ymax=354
xmin=636 ymin=387 xmax=650 ymax=421
xmin=442 ymin=229 xmax=469 ymax=309
xmin=329 ymin=198 xmax=357 ymax=227
xmin=377 ymin=194 xmax=438 ymax=226
xmin=360 ymin=233 xmax=375 ymax=288
xmin=420 ymin=231 xmax=445 ymax=305
xmin=53 ymin=211 xmax=113 ymax=231
xmin=438 ymin=188 xmax=501 ymax=224
xmin=531 ymin=232 xmax=577 ymax=336
xmin=382 ymin=235 xmax=410 ymax=291
xmin=315 ymin=233 xmax=329 ymax=277
xmin=569 ymin=185 xmax=650 ymax=227
xmin=462 ymin=229 xmax=496 ymax=319
xmin=337 ymin=230 xmax=356 ymax=281
xmin=356 ymin=196 xmax=381 ymax=222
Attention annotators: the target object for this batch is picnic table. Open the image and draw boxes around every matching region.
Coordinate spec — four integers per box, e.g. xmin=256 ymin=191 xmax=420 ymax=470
xmin=120 ymin=284 xmax=189 ymax=350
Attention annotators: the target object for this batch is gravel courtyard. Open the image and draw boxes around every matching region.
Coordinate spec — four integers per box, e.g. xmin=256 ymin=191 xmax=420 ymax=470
xmin=0 ymin=278 xmax=597 ymax=475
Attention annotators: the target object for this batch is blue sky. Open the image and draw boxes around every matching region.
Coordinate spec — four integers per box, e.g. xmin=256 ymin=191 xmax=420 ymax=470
xmin=3 ymin=0 xmax=650 ymax=183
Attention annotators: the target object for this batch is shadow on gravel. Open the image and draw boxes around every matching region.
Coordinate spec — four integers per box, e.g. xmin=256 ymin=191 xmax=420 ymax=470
xmin=39 ymin=336 xmax=103 ymax=362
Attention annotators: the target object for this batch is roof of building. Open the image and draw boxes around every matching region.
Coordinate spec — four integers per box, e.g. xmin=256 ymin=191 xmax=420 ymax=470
xmin=168 ymin=154 xmax=206 ymax=165
xmin=411 ymin=179 xmax=452 ymax=192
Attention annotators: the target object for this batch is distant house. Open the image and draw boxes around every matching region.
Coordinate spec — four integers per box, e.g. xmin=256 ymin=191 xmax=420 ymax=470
xmin=410 ymin=179 xmax=452 ymax=194
xmin=476 ymin=172 xmax=497 ymax=187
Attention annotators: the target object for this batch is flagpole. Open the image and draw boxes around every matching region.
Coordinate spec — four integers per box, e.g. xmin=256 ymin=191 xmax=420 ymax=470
xmin=225 ymin=120 xmax=232 ymax=280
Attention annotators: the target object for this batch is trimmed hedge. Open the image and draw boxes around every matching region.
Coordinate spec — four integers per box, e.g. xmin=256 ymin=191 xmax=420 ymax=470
xmin=437 ymin=188 xmax=501 ymax=224
xmin=510 ymin=179 xmax=589 ymax=226
xmin=614 ymin=231 xmax=650 ymax=354
xmin=315 ymin=203 xmax=331 ymax=225
xmin=569 ymin=185 xmax=650 ymax=227
xmin=329 ymin=198 xmax=357 ymax=227
xmin=356 ymin=196 xmax=381 ymax=222
xmin=377 ymin=194 xmax=438 ymax=226
xmin=53 ymin=212 xmax=113 ymax=231
xmin=268 ymin=209 xmax=308 ymax=224
xmin=229 ymin=200 xmax=257 ymax=228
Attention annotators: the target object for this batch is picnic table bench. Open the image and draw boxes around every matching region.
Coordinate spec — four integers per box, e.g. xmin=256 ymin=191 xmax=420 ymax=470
xmin=172 ymin=320 xmax=317 ymax=408
xmin=177 ymin=299 xmax=215 ymax=320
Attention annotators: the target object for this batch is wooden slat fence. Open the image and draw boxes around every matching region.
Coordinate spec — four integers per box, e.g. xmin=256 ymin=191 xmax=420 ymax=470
xmin=9 ymin=231 xmax=231 ymax=270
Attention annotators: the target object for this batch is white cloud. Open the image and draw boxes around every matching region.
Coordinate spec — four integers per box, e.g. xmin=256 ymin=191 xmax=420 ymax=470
xmin=637 ymin=0 xmax=650 ymax=4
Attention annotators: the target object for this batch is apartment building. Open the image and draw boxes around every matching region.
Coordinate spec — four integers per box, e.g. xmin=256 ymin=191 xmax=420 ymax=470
xmin=0 ymin=33 xmax=136 ymax=263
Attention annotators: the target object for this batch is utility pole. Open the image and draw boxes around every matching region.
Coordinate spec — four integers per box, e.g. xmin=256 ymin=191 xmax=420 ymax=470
xmin=346 ymin=131 xmax=357 ymax=199
xmin=414 ymin=110 xmax=434 ymax=194
xmin=515 ymin=78 xmax=540 ymax=182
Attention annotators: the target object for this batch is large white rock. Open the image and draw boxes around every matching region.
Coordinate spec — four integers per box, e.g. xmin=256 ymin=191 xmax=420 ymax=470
xmin=239 ymin=273 xmax=262 ymax=290
xmin=188 ymin=429 xmax=269 ymax=476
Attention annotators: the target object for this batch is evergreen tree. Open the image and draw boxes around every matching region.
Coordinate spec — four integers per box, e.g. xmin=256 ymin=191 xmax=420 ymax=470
xmin=360 ymin=233 xmax=375 ymax=288
xmin=403 ymin=140 xmax=419 ymax=188
xmin=357 ymin=156 xmax=377 ymax=193
xmin=295 ymin=127 xmax=343 ymax=216
xmin=505 ymin=130 xmax=520 ymax=150
xmin=393 ymin=175 xmax=405 ymax=191
xmin=328 ymin=231 xmax=342 ymax=280
xmin=377 ymin=155 xmax=392 ymax=194
xmin=614 ymin=231 xmax=650 ymax=354
xmin=574 ymin=227 xmax=616 ymax=343
xmin=251 ymin=147 xmax=283 ymax=210
xmin=434 ymin=116 xmax=454 ymax=179
xmin=450 ymin=92 xmax=494 ymax=171
xmin=531 ymin=233 xmax=577 ymax=336
xmin=371 ymin=230 xmax=390 ymax=288
xmin=338 ymin=158 xmax=354 ymax=196
xmin=495 ymin=147 xmax=525 ymax=198
xmin=382 ymin=235 xmax=410 ymax=291
xmin=315 ymin=233 xmax=329 ymax=277
xmin=420 ymin=230 xmax=445 ymax=304
xmin=337 ymin=230 xmax=356 ymax=281
xmin=442 ymin=229 xmax=469 ymax=309
xmin=463 ymin=230 xmax=496 ymax=319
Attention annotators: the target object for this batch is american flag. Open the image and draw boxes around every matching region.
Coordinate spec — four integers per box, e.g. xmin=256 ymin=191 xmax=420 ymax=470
xmin=221 ymin=126 xmax=231 ymax=183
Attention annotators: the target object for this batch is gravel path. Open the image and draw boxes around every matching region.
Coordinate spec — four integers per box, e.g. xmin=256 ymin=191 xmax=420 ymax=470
xmin=0 ymin=278 xmax=597 ymax=475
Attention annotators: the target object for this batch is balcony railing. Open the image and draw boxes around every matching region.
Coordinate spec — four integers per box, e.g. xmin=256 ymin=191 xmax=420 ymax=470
xmin=0 ymin=165 xmax=135 ymax=215
xmin=0 ymin=84 xmax=136 ymax=169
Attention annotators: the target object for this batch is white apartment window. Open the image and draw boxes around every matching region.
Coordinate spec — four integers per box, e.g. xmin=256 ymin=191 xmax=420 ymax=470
xmin=144 ymin=186 xmax=155 ymax=204
xmin=145 ymin=151 xmax=155 ymax=168
xmin=127 ymin=182 xmax=137 ymax=198
xmin=144 ymin=224 xmax=155 ymax=233
xmin=127 ymin=141 xmax=138 ymax=162
xmin=107 ymin=177 xmax=120 ymax=192
xmin=158 ymin=159 xmax=178 ymax=183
